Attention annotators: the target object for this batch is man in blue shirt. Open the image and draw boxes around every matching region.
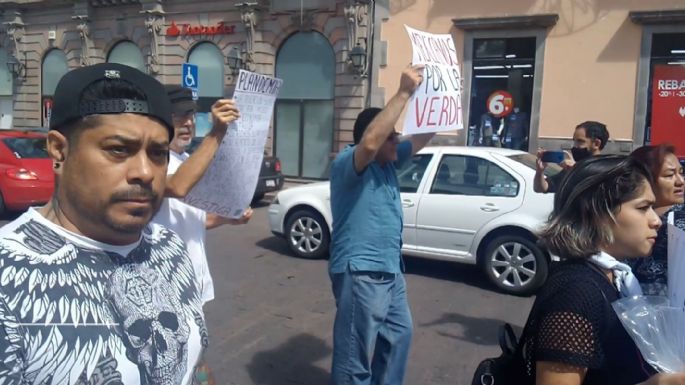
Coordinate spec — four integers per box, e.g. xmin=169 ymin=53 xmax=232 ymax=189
xmin=329 ymin=65 xmax=435 ymax=385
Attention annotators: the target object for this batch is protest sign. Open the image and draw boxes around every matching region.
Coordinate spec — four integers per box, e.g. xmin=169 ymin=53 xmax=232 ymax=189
xmin=667 ymin=224 xmax=685 ymax=310
xmin=403 ymin=25 xmax=463 ymax=135
xmin=185 ymin=69 xmax=283 ymax=218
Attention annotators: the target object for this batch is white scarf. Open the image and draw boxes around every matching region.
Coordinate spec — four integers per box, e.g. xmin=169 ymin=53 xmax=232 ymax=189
xmin=589 ymin=251 xmax=643 ymax=298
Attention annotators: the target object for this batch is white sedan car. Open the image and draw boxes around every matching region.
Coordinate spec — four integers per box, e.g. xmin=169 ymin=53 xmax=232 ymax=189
xmin=268 ymin=146 xmax=560 ymax=295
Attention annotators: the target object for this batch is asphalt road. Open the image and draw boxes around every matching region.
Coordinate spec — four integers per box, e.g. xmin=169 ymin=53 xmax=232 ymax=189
xmin=201 ymin=200 xmax=534 ymax=385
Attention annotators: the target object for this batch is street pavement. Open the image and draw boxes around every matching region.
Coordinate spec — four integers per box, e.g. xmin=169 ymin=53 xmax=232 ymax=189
xmin=202 ymin=198 xmax=534 ymax=385
xmin=0 ymin=197 xmax=534 ymax=385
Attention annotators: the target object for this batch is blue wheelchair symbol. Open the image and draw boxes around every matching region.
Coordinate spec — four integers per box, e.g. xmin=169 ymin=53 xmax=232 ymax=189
xmin=182 ymin=63 xmax=198 ymax=88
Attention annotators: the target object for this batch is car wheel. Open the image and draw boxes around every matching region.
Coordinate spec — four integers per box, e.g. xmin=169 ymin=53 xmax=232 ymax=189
xmin=285 ymin=209 xmax=330 ymax=259
xmin=482 ymin=235 xmax=548 ymax=295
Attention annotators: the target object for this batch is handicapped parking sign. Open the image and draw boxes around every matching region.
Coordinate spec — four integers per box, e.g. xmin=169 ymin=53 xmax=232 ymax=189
xmin=182 ymin=63 xmax=199 ymax=100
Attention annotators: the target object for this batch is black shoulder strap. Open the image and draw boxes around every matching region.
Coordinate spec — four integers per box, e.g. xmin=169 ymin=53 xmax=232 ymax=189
xmin=585 ymin=260 xmax=610 ymax=282
xmin=498 ymin=323 xmax=518 ymax=355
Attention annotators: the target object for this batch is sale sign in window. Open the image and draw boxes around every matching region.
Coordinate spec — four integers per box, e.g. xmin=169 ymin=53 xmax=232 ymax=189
xmin=651 ymin=64 xmax=685 ymax=157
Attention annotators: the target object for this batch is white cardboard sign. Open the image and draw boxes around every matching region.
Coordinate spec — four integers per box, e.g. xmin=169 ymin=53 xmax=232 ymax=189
xmin=185 ymin=70 xmax=283 ymax=218
xmin=403 ymin=25 xmax=463 ymax=135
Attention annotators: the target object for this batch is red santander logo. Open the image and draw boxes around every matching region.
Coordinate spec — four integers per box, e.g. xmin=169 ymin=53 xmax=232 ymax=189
xmin=166 ymin=21 xmax=235 ymax=37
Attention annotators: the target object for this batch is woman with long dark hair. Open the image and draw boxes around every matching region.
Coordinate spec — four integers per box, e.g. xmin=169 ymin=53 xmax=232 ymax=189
xmin=517 ymin=155 xmax=685 ymax=385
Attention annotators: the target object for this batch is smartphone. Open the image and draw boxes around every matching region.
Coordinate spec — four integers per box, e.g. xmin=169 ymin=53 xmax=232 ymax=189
xmin=541 ymin=151 xmax=565 ymax=164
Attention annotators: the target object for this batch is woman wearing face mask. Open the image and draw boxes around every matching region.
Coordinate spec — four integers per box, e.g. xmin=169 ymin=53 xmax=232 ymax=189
xmin=627 ymin=144 xmax=685 ymax=295
xmin=513 ymin=155 xmax=685 ymax=385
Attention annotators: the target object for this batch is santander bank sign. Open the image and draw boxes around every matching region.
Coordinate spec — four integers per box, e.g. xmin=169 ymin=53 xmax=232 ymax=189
xmin=166 ymin=21 xmax=236 ymax=37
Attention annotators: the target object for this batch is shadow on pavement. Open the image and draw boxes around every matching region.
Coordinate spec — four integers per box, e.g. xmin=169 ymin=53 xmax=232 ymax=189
xmin=404 ymin=256 xmax=493 ymax=292
xmin=247 ymin=333 xmax=331 ymax=385
xmin=255 ymin=236 xmax=293 ymax=256
xmin=421 ymin=312 xmax=523 ymax=346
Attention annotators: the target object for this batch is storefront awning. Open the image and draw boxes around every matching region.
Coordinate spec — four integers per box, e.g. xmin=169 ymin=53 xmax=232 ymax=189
xmin=452 ymin=14 xmax=558 ymax=30
xmin=630 ymin=10 xmax=685 ymax=25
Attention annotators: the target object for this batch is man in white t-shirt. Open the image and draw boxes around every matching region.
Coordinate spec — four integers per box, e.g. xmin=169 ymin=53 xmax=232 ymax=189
xmin=154 ymin=86 xmax=251 ymax=305
xmin=165 ymin=85 xmax=195 ymax=174
xmin=0 ymin=63 xmax=205 ymax=384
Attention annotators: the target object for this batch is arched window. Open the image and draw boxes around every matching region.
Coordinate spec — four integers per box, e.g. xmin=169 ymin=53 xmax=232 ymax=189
xmin=107 ymin=41 xmax=146 ymax=73
xmin=42 ymin=49 xmax=69 ymax=127
xmin=275 ymin=32 xmax=335 ymax=178
xmin=187 ymin=42 xmax=225 ymax=136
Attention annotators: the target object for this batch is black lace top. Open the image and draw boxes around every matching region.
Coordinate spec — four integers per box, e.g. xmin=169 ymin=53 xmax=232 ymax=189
xmin=627 ymin=204 xmax=685 ymax=295
xmin=519 ymin=261 xmax=656 ymax=385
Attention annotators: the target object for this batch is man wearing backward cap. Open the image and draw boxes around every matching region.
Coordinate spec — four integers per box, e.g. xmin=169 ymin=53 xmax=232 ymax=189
xmin=0 ymin=63 xmax=208 ymax=385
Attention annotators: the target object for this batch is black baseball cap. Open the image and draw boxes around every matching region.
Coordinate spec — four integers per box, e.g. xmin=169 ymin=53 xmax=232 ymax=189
xmin=165 ymin=85 xmax=197 ymax=115
xmin=49 ymin=63 xmax=174 ymax=139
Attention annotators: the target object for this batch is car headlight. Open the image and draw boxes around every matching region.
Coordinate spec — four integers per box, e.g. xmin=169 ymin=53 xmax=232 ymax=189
xmin=272 ymin=196 xmax=279 ymax=205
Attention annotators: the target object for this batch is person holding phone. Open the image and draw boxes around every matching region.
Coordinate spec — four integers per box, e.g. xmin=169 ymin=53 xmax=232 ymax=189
xmin=534 ymin=121 xmax=609 ymax=193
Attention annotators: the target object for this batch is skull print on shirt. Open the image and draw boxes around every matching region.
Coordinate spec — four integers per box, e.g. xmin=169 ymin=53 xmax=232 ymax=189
xmin=0 ymin=210 xmax=206 ymax=385
xmin=109 ymin=265 xmax=190 ymax=385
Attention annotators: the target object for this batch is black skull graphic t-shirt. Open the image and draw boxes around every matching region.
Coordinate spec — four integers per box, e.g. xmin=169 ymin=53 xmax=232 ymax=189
xmin=0 ymin=208 xmax=207 ymax=385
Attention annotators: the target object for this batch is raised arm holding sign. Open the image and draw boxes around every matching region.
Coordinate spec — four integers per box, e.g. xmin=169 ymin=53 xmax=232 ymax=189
xmin=185 ymin=70 xmax=283 ymax=218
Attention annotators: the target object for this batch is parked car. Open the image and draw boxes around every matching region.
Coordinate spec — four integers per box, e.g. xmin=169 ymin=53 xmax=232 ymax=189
xmin=0 ymin=130 xmax=53 ymax=214
xmin=268 ymin=146 xmax=561 ymax=295
xmin=252 ymin=156 xmax=284 ymax=203
xmin=186 ymin=137 xmax=284 ymax=203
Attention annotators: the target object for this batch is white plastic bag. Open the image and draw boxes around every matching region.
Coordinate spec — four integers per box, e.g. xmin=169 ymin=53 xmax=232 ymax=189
xmin=612 ymin=295 xmax=685 ymax=373
xmin=667 ymin=224 xmax=685 ymax=308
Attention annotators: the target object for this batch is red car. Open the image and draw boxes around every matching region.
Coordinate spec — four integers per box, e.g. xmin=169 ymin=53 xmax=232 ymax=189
xmin=0 ymin=130 xmax=53 ymax=214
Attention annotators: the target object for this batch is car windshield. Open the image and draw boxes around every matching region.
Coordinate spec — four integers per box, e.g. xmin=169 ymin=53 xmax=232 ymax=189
xmin=507 ymin=153 xmax=561 ymax=177
xmin=3 ymin=137 xmax=49 ymax=159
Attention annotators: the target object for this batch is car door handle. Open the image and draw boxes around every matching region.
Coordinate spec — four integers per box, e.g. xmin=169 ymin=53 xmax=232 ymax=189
xmin=480 ymin=203 xmax=499 ymax=212
xmin=402 ymin=199 xmax=415 ymax=208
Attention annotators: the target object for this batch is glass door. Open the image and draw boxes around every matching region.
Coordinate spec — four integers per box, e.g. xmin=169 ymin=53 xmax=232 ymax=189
xmin=275 ymin=31 xmax=335 ymax=178
xmin=467 ymin=37 xmax=537 ymax=151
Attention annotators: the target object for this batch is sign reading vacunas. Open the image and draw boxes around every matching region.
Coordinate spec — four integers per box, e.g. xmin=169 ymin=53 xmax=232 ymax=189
xmin=185 ymin=70 xmax=283 ymax=218
xmin=403 ymin=25 xmax=463 ymax=135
